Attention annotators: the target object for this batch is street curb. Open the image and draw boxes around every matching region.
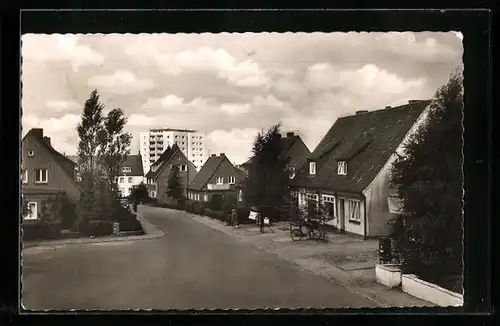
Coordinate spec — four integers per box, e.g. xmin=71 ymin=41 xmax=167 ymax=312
xmin=22 ymin=212 xmax=165 ymax=251
xmin=183 ymin=211 xmax=405 ymax=308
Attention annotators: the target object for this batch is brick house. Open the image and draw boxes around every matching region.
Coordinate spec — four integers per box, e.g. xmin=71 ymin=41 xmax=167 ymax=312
xmin=21 ymin=128 xmax=81 ymax=221
xmin=290 ymin=100 xmax=431 ymax=238
xmin=186 ymin=153 xmax=247 ymax=207
xmin=240 ymin=131 xmax=311 ymax=179
xmin=144 ymin=144 xmax=197 ymax=204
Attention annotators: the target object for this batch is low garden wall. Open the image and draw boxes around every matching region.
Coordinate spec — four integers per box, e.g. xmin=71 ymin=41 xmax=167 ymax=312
xmin=375 ymin=264 xmax=402 ymax=288
xmin=402 ymin=274 xmax=464 ymax=307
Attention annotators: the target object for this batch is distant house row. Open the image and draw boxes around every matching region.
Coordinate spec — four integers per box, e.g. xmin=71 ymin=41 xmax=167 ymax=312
xmin=21 ymin=99 xmax=431 ymax=240
xmin=143 ymin=131 xmax=312 ymax=208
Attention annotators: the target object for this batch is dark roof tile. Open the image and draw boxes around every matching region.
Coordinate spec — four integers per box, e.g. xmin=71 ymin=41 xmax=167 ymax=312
xmin=291 ymin=100 xmax=431 ymax=193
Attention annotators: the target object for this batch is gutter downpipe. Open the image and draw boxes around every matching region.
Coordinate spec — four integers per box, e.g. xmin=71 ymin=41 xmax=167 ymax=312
xmin=361 ymin=192 xmax=367 ymax=240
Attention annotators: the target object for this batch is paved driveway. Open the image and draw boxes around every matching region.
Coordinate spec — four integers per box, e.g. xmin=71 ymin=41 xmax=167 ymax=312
xmin=22 ymin=206 xmax=378 ymax=310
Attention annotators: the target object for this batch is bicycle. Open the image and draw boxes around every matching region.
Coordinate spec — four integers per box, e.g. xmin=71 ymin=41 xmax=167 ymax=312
xmin=290 ymin=219 xmax=322 ymax=241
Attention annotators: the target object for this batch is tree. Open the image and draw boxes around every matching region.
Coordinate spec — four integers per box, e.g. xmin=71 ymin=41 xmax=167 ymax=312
xmin=76 ymin=89 xmax=105 ymax=176
xmin=76 ymin=89 xmax=132 ymax=222
xmin=390 ymin=68 xmax=463 ymax=287
xmin=129 ymin=182 xmax=150 ymax=203
xmin=243 ymin=123 xmax=290 ymax=228
xmin=166 ymin=165 xmax=184 ymax=204
xmin=97 ymin=108 xmax=132 ymax=189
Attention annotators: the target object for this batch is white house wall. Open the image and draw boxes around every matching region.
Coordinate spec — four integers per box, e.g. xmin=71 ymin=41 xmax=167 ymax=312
xmin=117 ymin=175 xmax=145 ymax=198
xmin=362 ymin=103 xmax=432 ymax=237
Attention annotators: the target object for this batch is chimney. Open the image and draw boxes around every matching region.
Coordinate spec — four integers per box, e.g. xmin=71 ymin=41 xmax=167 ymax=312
xmin=408 ymin=100 xmax=420 ymax=104
xmin=219 ymin=153 xmax=225 ymax=156
xmin=355 ymin=110 xmax=369 ymax=115
xmin=31 ymin=128 xmax=43 ymax=138
xmin=286 ymin=132 xmax=295 ymax=138
xmin=385 ymin=105 xmax=392 ymax=109
xmin=43 ymin=136 xmax=51 ymax=146
xmin=211 ymin=154 xmax=216 ymax=157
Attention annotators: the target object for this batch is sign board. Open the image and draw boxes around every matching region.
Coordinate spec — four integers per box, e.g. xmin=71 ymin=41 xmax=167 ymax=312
xmin=248 ymin=211 xmax=259 ymax=220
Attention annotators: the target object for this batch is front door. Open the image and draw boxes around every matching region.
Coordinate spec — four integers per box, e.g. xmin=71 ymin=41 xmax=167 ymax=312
xmin=338 ymin=198 xmax=345 ymax=231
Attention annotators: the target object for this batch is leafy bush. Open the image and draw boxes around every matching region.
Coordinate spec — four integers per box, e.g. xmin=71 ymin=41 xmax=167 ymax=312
xmin=23 ymin=222 xmax=62 ymax=241
xmin=208 ymin=194 xmax=223 ymax=211
xmin=88 ymin=220 xmax=114 ymax=237
xmin=204 ymin=208 xmax=226 ymax=221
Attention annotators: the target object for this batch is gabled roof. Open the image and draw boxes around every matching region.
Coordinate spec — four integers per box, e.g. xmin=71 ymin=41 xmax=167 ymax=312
xmin=188 ymin=154 xmax=246 ymax=191
xmin=68 ymin=154 xmax=144 ymax=176
xmin=22 ymin=129 xmax=81 ymax=192
xmin=120 ymin=155 xmax=144 ymax=176
xmin=146 ymin=144 xmax=196 ymax=180
xmin=241 ymin=134 xmax=305 ymax=166
xmin=291 ymin=100 xmax=431 ymax=193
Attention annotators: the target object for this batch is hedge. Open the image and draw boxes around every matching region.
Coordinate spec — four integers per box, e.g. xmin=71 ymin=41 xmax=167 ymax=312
xmin=87 ymin=220 xmax=114 ymax=237
xmin=203 ymin=208 xmax=227 ymax=221
xmin=23 ymin=222 xmax=62 ymax=241
xmin=158 ymin=201 xmax=185 ymax=211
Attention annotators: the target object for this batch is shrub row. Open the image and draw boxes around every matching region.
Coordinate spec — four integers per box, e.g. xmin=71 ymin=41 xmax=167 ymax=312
xmin=23 ymin=222 xmax=62 ymax=241
xmin=203 ymin=207 xmax=227 ymax=221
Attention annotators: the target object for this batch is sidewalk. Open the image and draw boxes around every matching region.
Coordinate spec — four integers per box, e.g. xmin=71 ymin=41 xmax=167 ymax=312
xmin=184 ymin=211 xmax=434 ymax=308
xmin=23 ymin=213 xmax=165 ymax=251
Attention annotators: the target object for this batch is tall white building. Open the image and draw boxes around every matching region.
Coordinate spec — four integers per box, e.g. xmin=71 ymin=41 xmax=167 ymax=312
xmin=139 ymin=128 xmax=208 ymax=174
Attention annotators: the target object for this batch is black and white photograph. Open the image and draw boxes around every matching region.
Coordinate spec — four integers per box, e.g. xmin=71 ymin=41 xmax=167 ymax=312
xmin=21 ymin=31 xmax=464 ymax=310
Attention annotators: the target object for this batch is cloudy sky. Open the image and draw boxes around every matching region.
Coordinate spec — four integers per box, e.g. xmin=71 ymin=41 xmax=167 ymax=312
xmin=21 ymin=32 xmax=463 ymax=164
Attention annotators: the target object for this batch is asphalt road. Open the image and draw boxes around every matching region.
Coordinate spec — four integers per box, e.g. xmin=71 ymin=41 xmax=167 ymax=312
xmin=22 ymin=205 xmax=378 ymax=310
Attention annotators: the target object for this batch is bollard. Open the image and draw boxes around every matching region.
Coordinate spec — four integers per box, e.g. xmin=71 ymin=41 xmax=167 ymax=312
xmin=232 ymin=208 xmax=239 ymax=228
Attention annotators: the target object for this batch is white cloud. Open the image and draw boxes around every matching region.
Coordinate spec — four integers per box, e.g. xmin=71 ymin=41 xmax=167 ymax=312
xmin=207 ymin=128 xmax=260 ymax=164
xmin=22 ymin=34 xmax=104 ymax=71
xmin=134 ymin=46 xmax=270 ymax=87
xmin=140 ymin=94 xmax=185 ymax=109
xmin=305 ymin=63 xmax=426 ymax=96
xmin=88 ymin=70 xmax=155 ymax=93
xmin=220 ymin=103 xmax=252 ymax=115
xmin=45 ymin=99 xmax=81 ymax=113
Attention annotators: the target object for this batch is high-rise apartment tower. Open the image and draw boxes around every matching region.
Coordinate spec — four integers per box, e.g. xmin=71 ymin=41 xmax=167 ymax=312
xmin=139 ymin=128 xmax=208 ymax=174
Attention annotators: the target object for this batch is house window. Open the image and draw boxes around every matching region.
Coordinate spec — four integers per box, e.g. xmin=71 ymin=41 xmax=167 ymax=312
xmin=196 ymin=193 xmax=200 ymax=201
xmin=204 ymin=194 xmax=208 ymax=202
xmin=24 ymin=202 xmax=38 ymax=220
xmin=347 ymin=199 xmax=361 ymax=222
xmin=287 ymin=166 xmax=296 ymax=179
xmin=309 ymin=161 xmax=316 ymax=175
xmin=228 ymin=176 xmax=236 ymax=184
xmin=306 ymin=193 xmax=318 ymax=201
xmin=216 ymin=177 xmax=224 ymax=185
xmin=27 ymin=149 xmax=35 ymax=157
xmin=128 ymin=188 xmax=132 ymax=194
xmin=121 ymin=167 xmax=132 ymax=173
xmin=128 ymin=177 xmax=133 ymax=183
xmin=21 ymin=169 xmax=28 ymax=184
xmin=119 ymin=177 xmax=125 ymax=183
xmin=322 ymin=195 xmax=336 ymax=218
xmin=34 ymin=169 xmax=48 ymax=184
xmin=179 ymin=164 xmax=187 ymax=172
xmin=291 ymin=192 xmax=299 ymax=198
xmin=338 ymin=161 xmax=347 ymax=175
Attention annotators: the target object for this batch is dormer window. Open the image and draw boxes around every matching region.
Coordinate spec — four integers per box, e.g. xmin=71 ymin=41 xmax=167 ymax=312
xmin=309 ymin=162 xmax=316 ymax=175
xmin=338 ymin=161 xmax=347 ymax=175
